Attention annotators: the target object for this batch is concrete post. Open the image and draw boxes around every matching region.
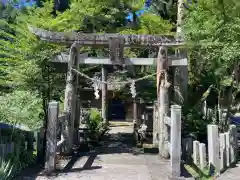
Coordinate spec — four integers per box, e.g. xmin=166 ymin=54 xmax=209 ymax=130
xmin=36 ymin=127 xmax=45 ymax=164
xmin=229 ymin=125 xmax=237 ymax=164
xmin=207 ymin=124 xmax=220 ymax=176
xmin=170 ymin=105 xmax=182 ymax=177
xmin=186 ymin=137 xmax=193 ymax=163
xmin=199 ymin=143 xmax=206 ymax=170
xmin=225 ymin=132 xmax=230 ymax=167
xmin=45 ymin=101 xmax=59 ymax=173
xmin=219 ymin=133 xmax=226 ymax=171
xmin=193 ymin=141 xmax=200 ymax=166
xmin=101 ymin=65 xmax=108 ymax=124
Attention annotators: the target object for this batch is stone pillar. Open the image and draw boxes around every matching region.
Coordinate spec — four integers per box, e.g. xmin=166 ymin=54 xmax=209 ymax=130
xmin=170 ymin=105 xmax=182 ymax=177
xmin=60 ymin=112 xmax=70 ymax=153
xmin=74 ymin=97 xmax=81 ymax=144
xmin=186 ymin=137 xmax=193 ymax=163
xmin=157 ymin=46 xmax=170 ymax=159
xmin=101 ymin=65 xmax=108 ymax=124
xmin=219 ymin=133 xmax=226 ymax=171
xmin=199 ymin=143 xmax=206 ymax=170
xmin=229 ymin=125 xmax=237 ymax=164
xmin=193 ymin=141 xmax=200 ymax=166
xmin=45 ymin=101 xmax=59 ymax=173
xmin=225 ymin=132 xmax=230 ymax=167
xmin=63 ymin=43 xmax=78 ymax=153
xmin=207 ymin=124 xmax=220 ymax=175
xmin=73 ymin=48 xmax=81 ymax=145
xmin=36 ymin=127 xmax=45 ymax=164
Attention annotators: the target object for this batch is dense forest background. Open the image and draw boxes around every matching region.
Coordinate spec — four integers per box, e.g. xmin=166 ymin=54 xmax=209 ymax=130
xmin=0 ymin=0 xmax=239 ymax=138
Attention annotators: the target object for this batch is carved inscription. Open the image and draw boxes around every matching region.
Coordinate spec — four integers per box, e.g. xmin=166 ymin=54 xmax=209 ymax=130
xmin=109 ymin=37 xmax=124 ymax=64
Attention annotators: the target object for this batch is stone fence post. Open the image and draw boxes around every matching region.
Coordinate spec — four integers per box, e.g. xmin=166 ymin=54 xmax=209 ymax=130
xmin=45 ymin=101 xmax=59 ymax=173
xmin=170 ymin=105 xmax=182 ymax=178
xmin=229 ymin=125 xmax=238 ymax=164
xmin=207 ymin=124 xmax=220 ymax=176
xmin=219 ymin=133 xmax=226 ymax=171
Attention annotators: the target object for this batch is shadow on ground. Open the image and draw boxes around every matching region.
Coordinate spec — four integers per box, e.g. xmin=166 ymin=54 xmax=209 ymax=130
xmin=15 ymin=124 xmax=144 ymax=179
xmin=93 ymin=132 xmax=142 ymax=155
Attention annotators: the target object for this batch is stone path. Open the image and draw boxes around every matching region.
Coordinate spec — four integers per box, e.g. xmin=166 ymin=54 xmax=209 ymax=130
xmin=217 ymin=162 xmax=240 ymax=180
xmin=17 ymin=122 xmax=171 ymax=180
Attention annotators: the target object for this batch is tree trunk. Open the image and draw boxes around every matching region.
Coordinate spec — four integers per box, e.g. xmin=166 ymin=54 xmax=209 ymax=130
xmin=63 ymin=43 xmax=78 ymax=153
xmin=174 ymin=0 xmax=188 ymax=105
xmin=224 ymin=71 xmax=235 ymax=131
xmin=157 ymin=46 xmax=170 ymax=159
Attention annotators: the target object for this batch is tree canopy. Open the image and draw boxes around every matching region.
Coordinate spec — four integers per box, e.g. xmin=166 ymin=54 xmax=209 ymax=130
xmin=0 ymin=0 xmax=239 ymax=133
xmin=0 ymin=0 xmax=174 ymax=129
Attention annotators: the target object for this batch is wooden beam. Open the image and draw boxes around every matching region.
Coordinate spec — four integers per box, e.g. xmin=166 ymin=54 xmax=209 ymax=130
xmin=52 ymin=53 xmax=187 ymax=66
xmin=28 ymin=26 xmax=185 ymax=47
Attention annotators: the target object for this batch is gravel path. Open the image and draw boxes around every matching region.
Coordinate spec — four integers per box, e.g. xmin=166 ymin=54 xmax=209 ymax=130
xmin=16 ymin=122 xmax=171 ymax=180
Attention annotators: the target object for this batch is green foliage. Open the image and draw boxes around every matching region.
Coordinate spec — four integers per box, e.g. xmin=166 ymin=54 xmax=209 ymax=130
xmin=0 ymin=3 xmax=18 ymax=93
xmin=0 ymin=0 xmax=174 ymax=178
xmin=183 ymin=0 xmax=240 ymax=89
xmin=0 ymin=131 xmax=36 ymax=180
xmin=184 ymin=164 xmax=212 ymax=180
xmin=0 ymin=90 xmax=43 ymax=129
xmin=182 ymin=0 xmax=240 ymax=133
xmin=0 ymin=0 xmax=173 ymax=105
xmin=86 ymin=108 xmax=108 ymax=141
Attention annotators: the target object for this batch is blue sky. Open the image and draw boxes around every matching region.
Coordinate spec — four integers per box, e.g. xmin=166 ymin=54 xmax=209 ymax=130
xmin=1 ymin=0 xmax=36 ymax=8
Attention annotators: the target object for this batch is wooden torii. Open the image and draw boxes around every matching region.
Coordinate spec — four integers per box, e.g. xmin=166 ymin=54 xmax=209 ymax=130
xmin=29 ymin=26 xmax=187 ymax=157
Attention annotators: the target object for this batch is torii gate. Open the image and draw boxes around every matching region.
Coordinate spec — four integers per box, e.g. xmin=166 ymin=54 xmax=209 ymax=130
xmin=29 ymin=26 xmax=187 ymax=159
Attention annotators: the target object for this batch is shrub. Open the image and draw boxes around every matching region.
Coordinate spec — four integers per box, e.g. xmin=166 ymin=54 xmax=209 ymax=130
xmin=86 ymin=108 xmax=108 ymax=141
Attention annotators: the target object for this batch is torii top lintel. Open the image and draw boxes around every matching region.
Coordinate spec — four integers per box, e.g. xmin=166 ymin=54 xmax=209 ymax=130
xmin=28 ymin=26 xmax=185 ymax=47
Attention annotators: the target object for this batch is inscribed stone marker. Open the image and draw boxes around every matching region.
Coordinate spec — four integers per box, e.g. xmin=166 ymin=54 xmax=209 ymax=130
xmin=193 ymin=141 xmax=200 ymax=165
xmin=219 ymin=133 xmax=226 ymax=171
xmin=199 ymin=143 xmax=206 ymax=170
xmin=207 ymin=125 xmax=220 ymax=175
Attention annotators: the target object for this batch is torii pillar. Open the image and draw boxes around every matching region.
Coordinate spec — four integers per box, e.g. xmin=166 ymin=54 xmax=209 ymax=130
xmin=63 ymin=43 xmax=80 ymax=153
xmin=156 ymin=46 xmax=170 ymax=159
